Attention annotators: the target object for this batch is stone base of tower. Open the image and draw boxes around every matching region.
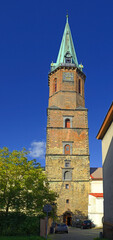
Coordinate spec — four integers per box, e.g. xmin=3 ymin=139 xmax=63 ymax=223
xmin=48 ymin=180 xmax=89 ymax=225
xmin=46 ymin=153 xmax=90 ymax=225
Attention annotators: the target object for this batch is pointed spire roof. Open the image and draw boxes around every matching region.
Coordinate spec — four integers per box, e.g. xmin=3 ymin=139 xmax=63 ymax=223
xmin=56 ymin=15 xmax=78 ymax=66
xmin=50 ymin=15 xmax=84 ymax=73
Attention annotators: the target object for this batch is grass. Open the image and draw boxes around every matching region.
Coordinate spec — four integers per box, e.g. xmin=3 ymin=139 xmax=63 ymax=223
xmin=0 ymin=237 xmax=49 ymax=240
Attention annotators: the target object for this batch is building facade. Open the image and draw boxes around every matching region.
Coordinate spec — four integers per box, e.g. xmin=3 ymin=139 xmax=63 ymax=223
xmin=88 ymin=168 xmax=103 ymax=227
xmin=46 ymin=16 xmax=90 ymax=224
xmin=97 ymin=102 xmax=113 ymax=239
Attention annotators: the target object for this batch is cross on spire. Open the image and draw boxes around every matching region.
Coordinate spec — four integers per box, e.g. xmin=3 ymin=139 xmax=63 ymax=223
xmin=66 ymin=10 xmax=68 ymax=23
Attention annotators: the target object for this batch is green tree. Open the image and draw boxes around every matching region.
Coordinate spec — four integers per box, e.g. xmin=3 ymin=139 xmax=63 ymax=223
xmin=0 ymin=147 xmax=57 ymax=215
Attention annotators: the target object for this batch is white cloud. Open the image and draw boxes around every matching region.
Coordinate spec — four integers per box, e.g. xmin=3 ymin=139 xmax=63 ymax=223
xmin=29 ymin=141 xmax=46 ymax=159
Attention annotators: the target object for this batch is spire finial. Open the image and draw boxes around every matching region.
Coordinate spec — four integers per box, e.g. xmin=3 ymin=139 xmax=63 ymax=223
xmin=66 ymin=10 xmax=68 ymax=23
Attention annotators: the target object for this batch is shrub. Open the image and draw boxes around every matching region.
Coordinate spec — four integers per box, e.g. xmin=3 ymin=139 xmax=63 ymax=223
xmin=0 ymin=237 xmax=46 ymax=240
xmin=0 ymin=212 xmax=40 ymax=236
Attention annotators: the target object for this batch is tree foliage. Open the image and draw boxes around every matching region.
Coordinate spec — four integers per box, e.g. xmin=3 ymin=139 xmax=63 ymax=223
xmin=0 ymin=147 xmax=57 ymax=214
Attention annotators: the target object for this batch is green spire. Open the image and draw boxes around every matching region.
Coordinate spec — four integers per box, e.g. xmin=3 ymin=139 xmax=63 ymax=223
xmin=56 ymin=15 xmax=78 ymax=66
xmin=50 ymin=16 xmax=83 ymax=72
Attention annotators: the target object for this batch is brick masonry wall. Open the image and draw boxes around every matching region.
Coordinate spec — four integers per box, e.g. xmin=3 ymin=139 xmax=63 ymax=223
xmin=46 ymin=128 xmax=89 ymax=155
xmin=46 ymin=156 xmax=90 ymax=181
xmin=48 ymin=68 xmax=85 ymax=109
xmin=47 ymin=109 xmax=88 ymax=128
xmin=46 ymin=109 xmax=89 ymax=156
xmin=48 ymin=181 xmax=89 ymax=217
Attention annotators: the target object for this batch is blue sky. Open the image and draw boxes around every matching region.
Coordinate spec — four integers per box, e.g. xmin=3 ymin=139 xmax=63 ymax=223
xmin=0 ymin=0 xmax=113 ymax=167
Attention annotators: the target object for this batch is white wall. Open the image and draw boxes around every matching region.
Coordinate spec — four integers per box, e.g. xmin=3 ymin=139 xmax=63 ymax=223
xmin=88 ymin=213 xmax=103 ymax=227
xmin=88 ymin=195 xmax=103 ymax=227
xmin=91 ymin=180 xmax=103 ymax=193
xmin=96 ymin=198 xmax=103 ymax=213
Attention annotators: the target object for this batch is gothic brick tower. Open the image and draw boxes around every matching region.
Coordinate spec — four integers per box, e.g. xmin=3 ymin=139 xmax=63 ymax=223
xmin=46 ymin=16 xmax=90 ymax=224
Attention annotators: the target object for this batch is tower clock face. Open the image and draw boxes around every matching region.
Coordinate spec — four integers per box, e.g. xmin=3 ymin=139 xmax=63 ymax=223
xmin=63 ymin=72 xmax=74 ymax=82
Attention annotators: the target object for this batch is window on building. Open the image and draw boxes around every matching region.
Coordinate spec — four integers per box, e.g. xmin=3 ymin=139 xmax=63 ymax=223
xmin=65 ymin=118 xmax=70 ymax=128
xmin=65 ymin=162 xmax=70 ymax=167
xmin=78 ymin=79 xmax=81 ymax=94
xmin=66 ymin=199 xmax=69 ymax=203
xmin=65 ymin=160 xmax=70 ymax=168
xmin=64 ymin=171 xmax=71 ymax=180
xmin=53 ymin=78 xmax=57 ymax=93
xmin=63 ymin=116 xmax=72 ymax=128
xmin=65 ymin=51 xmax=72 ymax=64
xmin=65 ymin=184 xmax=69 ymax=189
xmin=64 ymin=144 xmax=70 ymax=154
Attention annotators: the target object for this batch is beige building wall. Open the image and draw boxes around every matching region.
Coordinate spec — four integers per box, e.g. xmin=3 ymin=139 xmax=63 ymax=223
xmin=102 ymin=122 xmax=113 ymax=224
xmin=97 ymin=102 xmax=113 ymax=239
xmin=102 ymin=122 xmax=113 ymax=163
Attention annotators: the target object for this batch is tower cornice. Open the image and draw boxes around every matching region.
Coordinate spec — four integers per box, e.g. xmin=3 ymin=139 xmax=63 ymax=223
xmin=48 ymin=65 xmax=86 ymax=86
xmin=47 ymin=107 xmax=88 ymax=112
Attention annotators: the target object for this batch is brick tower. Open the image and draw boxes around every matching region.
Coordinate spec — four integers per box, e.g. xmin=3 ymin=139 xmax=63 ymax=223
xmin=46 ymin=15 xmax=90 ymax=225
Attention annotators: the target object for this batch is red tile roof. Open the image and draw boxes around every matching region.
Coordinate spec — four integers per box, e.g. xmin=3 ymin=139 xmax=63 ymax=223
xmin=89 ymin=193 xmax=103 ymax=198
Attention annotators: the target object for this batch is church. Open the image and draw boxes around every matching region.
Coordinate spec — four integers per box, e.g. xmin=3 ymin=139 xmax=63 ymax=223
xmin=45 ymin=15 xmax=102 ymax=225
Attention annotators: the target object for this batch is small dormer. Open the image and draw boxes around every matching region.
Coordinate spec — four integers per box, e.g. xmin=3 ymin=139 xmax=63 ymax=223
xmin=64 ymin=51 xmax=72 ymax=64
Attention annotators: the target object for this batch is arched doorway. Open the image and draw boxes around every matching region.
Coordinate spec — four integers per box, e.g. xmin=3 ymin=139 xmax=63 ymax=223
xmin=63 ymin=211 xmax=72 ymax=226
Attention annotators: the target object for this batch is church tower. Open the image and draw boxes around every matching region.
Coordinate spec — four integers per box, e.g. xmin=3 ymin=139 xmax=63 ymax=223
xmin=46 ymin=16 xmax=90 ymax=224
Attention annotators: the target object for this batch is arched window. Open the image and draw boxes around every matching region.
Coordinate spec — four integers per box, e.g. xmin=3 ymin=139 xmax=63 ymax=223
xmin=65 ymin=118 xmax=70 ymax=128
xmin=64 ymin=144 xmax=70 ymax=155
xmin=64 ymin=171 xmax=71 ymax=180
xmin=78 ymin=79 xmax=81 ymax=94
xmin=53 ymin=78 xmax=57 ymax=93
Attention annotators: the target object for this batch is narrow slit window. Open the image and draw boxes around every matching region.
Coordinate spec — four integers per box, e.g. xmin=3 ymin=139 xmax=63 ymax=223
xmin=65 ymin=184 xmax=69 ymax=189
xmin=65 ymin=162 xmax=70 ymax=168
xmin=78 ymin=79 xmax=81 ymax=94
xmin=53 ymin=79 xmax=57 ymax=93
xmin=66 ymin=199 xmax=69 ymax=203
